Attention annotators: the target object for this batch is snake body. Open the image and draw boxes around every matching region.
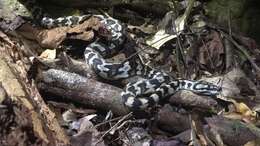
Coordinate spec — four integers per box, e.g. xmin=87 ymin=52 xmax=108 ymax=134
xmin=20 ymin=0 xmax=221 ymax=109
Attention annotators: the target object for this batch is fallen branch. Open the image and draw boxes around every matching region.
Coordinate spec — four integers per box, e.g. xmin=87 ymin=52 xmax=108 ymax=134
xmin=169 ymin=91 xmax=219 ymax=110
xmin=38 ymin=69 xmax=130 ymax=115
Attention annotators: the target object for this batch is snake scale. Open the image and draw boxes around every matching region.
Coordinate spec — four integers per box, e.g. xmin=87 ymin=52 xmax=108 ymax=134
xmin=20 ymin=0 xmax=221 ymax=109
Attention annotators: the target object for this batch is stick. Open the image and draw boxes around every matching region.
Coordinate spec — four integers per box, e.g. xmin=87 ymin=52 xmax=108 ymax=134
xmin=38 ymin=69 xmax=130 ymax=115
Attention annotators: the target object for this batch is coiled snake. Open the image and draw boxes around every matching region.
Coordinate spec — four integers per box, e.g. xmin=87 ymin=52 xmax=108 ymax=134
xmin=20 ymin=0 xmax=221 ymax=109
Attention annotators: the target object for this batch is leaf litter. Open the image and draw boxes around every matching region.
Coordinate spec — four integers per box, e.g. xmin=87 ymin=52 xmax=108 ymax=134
xmin=0 ymin=0 xmax=260 ymax=145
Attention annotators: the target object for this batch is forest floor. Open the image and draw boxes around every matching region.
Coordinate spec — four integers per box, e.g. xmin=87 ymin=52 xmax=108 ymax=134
xmin=0 ymin=0 xmax=260 ymax=145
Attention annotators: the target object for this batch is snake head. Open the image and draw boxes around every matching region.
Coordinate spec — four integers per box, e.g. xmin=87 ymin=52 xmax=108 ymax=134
xmin=193 ymin=81 xmax=222 ymax=96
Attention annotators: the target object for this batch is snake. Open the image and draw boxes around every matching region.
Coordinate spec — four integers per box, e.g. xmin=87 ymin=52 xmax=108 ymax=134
xmin=19 ymin=0 xmax=221 ymax=109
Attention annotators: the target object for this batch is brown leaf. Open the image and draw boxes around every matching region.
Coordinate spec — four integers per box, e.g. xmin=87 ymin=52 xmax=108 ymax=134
xmin=39 ymin=49 xmax=56 ymax=60
xmin=36 ymin=27 xmax=68 ymax=48
xmin=70 ymin=116 xmax=105 ymax=146
xmin=199 ymin=30 xmax=224 ymax=71
xmin=17 ymin=17 xmax=103 ymax=49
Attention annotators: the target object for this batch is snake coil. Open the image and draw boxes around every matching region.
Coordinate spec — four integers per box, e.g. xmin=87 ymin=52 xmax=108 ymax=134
xmin=20 ymin=0 xmax=221 ymax=109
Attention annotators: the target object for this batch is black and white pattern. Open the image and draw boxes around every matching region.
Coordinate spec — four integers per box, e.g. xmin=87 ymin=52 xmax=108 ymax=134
xmin=20 ymin=0 xmax=221 ymax=109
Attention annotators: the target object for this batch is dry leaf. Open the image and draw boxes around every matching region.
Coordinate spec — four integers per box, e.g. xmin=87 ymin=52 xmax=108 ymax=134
xmin=70 ymin=115 xmax=105 ymax=146
xmin=199 ymin=31 xmax=224 ymax=71
xmin=146 ymin=29 xmax=177 ymax=49
xmin=39 ymin=49 xmax=56 ymax=60
xmin=17 ymin=17 xmax=102 ymax=48
xmin=233 ymin=101 xmax=257 ymax=119
xmin=146 ymin=0 xmax=195 ymax=49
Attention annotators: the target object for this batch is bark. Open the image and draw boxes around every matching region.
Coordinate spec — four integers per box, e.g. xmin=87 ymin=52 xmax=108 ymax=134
xmin=0 ymin=34 xmax=69 ymax=145
xmin=38 ymin=69 xmax=130 ymax=115
xmin=169 ymin=91 xmax=219 ymax=110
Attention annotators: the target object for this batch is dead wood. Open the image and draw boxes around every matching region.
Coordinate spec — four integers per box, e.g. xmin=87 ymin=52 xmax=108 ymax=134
xmin=0 ymin=35 xmax=69 ymax=145
xmin=39 ymin=53 xmax=96 ymax=79
xmin=169 ymin=91 xmax=219 ymax=110
xmin=224 ymin=37 xmax=234 ymax=71
xmin=38 ymin=69 xmax=130 ymax=115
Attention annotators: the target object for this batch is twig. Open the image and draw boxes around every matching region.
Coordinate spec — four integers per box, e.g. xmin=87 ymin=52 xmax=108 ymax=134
xmin=94 ymin=116 xmax=123 ymax=128
xmin=224 ymin=8 xmax=234 ymax=71
xmin=221 ymin=32 xmax=260 ymax=74
xmin=201 ymin=39 xmax=215 ymax=71
xmin=95 ymin=112 xmax=133 ymax=145
xmin=115 ymin=120 xmax=133 ymax=130
xmin=224 ymin=37 xmax=234 ymax=71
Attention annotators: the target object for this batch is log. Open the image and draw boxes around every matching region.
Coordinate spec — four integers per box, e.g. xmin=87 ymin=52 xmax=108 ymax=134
xmin=169 ymin=91 xmax=219 ymax=110
xmin=38 ymin=69 xmax=130 ymax=115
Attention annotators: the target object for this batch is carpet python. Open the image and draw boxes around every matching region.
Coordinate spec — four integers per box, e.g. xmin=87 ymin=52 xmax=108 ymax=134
xmin=20 ymin=0 xmax=221 ymax=109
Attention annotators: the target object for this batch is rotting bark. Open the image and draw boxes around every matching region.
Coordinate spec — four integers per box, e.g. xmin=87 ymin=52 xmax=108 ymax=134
xmin=0 ymin=59 xmax=66 ymax=145
xmin=38 ymin=69 xmax=130 ymax=115
xmin=0 ymin=31 xmax=70 ymax=145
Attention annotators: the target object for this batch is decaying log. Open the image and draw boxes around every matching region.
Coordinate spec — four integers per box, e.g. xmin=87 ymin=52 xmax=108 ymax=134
xmin=0 ymin=42 xmax=69 ymax=145
xmin=38 ymin=69 xmax=130 ymax=115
